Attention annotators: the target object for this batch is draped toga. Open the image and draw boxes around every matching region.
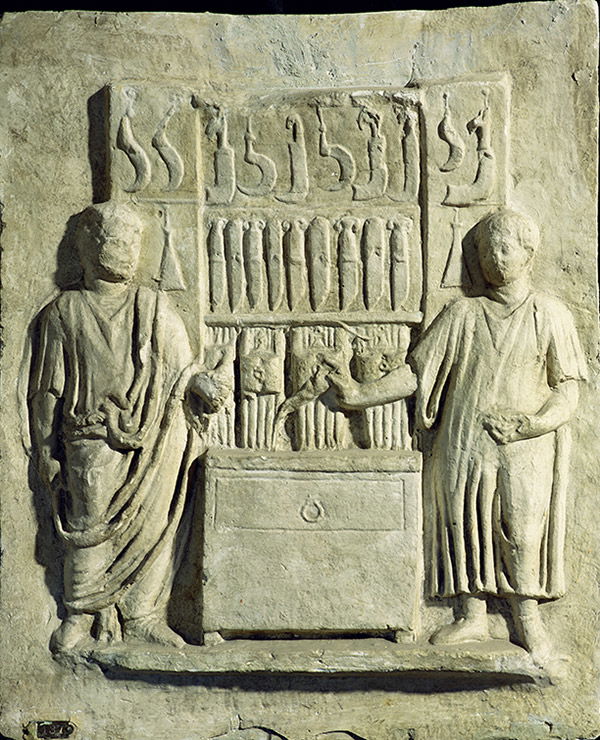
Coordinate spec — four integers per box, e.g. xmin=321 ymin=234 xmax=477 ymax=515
xmin=30 ymin=285 xmax=199 ymax=618
xmin=410 ymin=293 xmax=587 ymax=600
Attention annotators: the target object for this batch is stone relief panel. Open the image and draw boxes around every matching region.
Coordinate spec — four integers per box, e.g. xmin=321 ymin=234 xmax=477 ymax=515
xmin=26 ymin=72 xmax=587 ymax=683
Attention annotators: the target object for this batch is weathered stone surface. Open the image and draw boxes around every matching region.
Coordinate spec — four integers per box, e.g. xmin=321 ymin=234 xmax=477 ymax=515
xmin=85 ymin=638 xmax=545 ymax=684
xmin=201 ymin=450 xmax=421 ymax=636
xmin=0 ymin=4 xmax=598 ymax=740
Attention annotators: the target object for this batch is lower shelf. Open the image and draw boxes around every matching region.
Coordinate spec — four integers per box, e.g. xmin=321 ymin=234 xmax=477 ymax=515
xmin=84 ymin=638 xmax=547 ymax=685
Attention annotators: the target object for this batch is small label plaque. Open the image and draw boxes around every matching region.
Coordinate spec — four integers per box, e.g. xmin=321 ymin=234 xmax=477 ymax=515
xmin=24 ymin=722 xmax=76 ymax=740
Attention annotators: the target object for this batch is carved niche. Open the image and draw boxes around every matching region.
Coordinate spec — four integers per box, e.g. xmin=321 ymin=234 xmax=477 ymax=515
xmin=105 ymin=83 xmax=441 ymax=641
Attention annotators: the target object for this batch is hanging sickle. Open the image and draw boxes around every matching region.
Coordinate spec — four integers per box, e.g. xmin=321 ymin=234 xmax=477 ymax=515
xmin=237 ymin=117 xmax=277 ymax=197
xmin=116 ymin=88 xmax=152 ymax=193
xmin=352 ymin=108 xmax=389 ymax=201
xmin=316 ymin=106 xmax=356 ymax=192
xmin=151 ymin=97 xmax=184 ymax=191
xmin=387 ymin=105 xmax=420 ymax=202
xmin=438 ymin=91 xmax=465 ymax=173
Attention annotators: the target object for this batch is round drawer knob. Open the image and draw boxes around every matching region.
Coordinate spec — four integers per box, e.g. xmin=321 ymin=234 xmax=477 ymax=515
xmin=300 ymin=498 xmax=325 ymax=523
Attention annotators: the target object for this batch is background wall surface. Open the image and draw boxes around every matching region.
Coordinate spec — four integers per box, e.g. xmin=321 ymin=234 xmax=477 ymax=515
xmin=0 ymin=5 xmax=598 ymax=739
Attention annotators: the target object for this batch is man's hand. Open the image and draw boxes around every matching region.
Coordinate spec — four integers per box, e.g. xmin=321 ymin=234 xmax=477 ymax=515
xmin=481 ymin=410 xmax=530 ymax=445
xmin=190 ymin=371 xmax=231 ymax=412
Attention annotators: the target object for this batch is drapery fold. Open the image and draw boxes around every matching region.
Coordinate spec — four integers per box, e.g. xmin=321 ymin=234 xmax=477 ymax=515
xmin=30 ymin=286 xmax=200 ymax=614
xmin=410 ymin=294 xmax=587 ymax=600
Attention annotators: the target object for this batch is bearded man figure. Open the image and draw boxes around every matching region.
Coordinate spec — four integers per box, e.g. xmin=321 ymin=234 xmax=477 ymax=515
xmin=29 ymin=202 xmax=227 ymax=653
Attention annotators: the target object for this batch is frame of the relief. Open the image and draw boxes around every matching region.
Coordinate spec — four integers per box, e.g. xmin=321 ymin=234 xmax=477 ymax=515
xmin=2 ymin=6 xmax=598 ymax=739
xmin=44 ymin=73 xmax=554 ymax=688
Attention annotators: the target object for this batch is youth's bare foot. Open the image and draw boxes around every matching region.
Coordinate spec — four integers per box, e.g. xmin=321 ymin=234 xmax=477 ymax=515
xmin=512 ymin=597 xmax=569 ymax=678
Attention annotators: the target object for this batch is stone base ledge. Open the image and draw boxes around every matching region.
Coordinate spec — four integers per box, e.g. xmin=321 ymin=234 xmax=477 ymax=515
xmin=82 ymin=638 xmax=547 ymax=685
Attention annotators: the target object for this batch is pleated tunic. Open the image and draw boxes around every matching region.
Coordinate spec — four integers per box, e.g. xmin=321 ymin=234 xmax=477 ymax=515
xmin=410 ymin=293 xmax=587 ymax=600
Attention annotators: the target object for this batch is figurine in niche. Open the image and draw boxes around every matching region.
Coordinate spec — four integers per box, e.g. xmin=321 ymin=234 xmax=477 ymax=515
xmin=29 ymin=202 xmax=230 ymax=653
xmin=333 ymin=207 xmax=586 ymax=667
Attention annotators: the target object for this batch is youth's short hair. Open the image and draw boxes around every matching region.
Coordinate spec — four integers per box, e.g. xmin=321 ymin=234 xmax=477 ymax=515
xmin=78 ymin=202 xmax=143 ymax=245
xmin=475 ymin=208 xmax=540 ymax=256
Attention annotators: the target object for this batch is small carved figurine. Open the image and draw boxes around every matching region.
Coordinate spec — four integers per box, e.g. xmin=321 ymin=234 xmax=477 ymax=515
xmin=29 ymin=202 xmax=229 ymax=653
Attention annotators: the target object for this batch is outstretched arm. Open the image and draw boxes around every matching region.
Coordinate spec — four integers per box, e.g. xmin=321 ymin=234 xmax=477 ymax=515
xmin=327 ymin=361 xmax=417 ymax=410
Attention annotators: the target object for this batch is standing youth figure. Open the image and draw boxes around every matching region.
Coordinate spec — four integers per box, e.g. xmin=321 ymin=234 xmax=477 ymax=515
xmin=411 ymin=208 xmax=587 ymax=665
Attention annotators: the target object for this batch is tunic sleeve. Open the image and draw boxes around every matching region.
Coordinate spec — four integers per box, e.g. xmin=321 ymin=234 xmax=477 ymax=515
xmin=157 ymin=293 xmax=194 ymax=374
xmin=538 ymin=298 xmax=588 ymax=387
xmin=29 ymin=300 xmax=66 ymax=399
xmin=409 ymin=300 xmax=465 ymax=429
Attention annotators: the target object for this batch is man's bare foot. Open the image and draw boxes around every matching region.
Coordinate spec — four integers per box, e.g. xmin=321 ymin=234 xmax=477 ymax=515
xmin=50 ymin=613 xmax=93 ymax=653
xmin=123 ymin=616 xmax=184 ymax=648
xmin=430 ymin=616 xmax=490 ymax=645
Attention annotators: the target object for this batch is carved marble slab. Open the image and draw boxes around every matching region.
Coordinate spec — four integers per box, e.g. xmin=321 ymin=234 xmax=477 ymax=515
xmin=1 ymin=5 xmax=598 ymax=740
xmin=201 ymin=450 xmax=421 ymax=637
